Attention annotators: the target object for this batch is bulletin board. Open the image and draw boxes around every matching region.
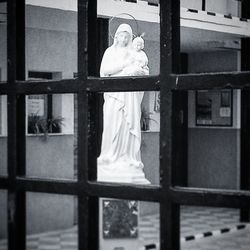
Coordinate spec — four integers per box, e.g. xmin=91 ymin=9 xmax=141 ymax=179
xmin=196 ymin=90 xmax=233 ymax=127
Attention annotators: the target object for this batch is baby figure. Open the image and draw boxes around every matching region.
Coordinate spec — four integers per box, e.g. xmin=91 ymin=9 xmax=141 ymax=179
xmin=122 ymin=36 xmax=149 ymax=76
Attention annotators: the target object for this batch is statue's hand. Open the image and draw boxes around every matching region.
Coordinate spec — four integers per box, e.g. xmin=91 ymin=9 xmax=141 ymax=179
xmin=123 ymin=57 xmax=134 ymax=68
xmin=133 ymin=67 xmax=148 ymax=76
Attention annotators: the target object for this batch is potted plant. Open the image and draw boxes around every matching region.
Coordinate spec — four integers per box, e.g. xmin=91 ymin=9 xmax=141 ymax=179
xmin=47 ymin=116 xmax=64 ymax=133
xmin=28 ymin=114 xmax=64 ymax=139
xmin=28 ymin=114 xmax=46 ymax=134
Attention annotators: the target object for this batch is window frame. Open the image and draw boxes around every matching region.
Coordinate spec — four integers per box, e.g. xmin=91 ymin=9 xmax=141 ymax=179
xmin=1 ymin=0 xmax=250 ymax=250
xmin=195 ymin=89 xmax=233 ymax=127
xmin=26 ymin=71 xmax=74 ymax=136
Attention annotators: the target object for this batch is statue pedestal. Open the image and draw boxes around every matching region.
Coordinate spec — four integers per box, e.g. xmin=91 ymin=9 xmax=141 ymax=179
xmin=98 ymin=162 xmax=150 ymax=185
xmin=98 ymin=165 xmax=150 ymax=250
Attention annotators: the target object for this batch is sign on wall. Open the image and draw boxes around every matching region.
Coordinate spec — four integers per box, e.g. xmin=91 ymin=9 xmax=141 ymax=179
xmin=28 ymin=98 xmax=45 ymax=116
xmin=196 ymin=90 xmax=232 ymax=127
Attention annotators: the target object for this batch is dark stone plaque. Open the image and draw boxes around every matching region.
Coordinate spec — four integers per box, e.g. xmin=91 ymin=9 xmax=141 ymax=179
xmin=103 ymin=199 xmax=138 ymax=239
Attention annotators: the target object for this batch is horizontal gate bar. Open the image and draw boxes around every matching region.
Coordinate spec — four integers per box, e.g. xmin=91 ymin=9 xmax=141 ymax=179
xmin=86 ymin=181 xmax=162 ymax=202
xmin=175 ymin=71 xmax=250 ymax=90
xmin=2 ymin=71 xmax=250 ymax=94
xmin=16 ymin=177 xmax=79 ymax=195
xmin=171 ymin=186 xmax=250 ymax=208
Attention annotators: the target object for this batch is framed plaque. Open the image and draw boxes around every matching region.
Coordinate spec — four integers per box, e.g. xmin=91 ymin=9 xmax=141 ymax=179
xmin=196 ymin=90 xmax=232 ymax=127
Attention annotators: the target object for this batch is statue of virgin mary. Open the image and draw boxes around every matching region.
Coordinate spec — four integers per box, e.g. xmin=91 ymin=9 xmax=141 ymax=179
xmin=97 ymin=23 xmax=150 ymax=184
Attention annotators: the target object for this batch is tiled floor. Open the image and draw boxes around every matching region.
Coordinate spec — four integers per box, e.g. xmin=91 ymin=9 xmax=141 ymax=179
xmin=182 ymin=227 xmax=250 ymax=250
xmin=139 ymin=206 xmax=248 ymax=248
xmin=0 ymin=228 xmax=78 ymax=250
xmin=181 ymin=206 xmax=240 ymax=236
xmin=140 ymin=206 xmax=241 ymax=244
xmin=0 ymin=206 xmax=249 ymax=250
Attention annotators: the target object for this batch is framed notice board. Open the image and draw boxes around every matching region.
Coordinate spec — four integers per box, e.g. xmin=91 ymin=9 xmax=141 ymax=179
xmin=196 ymin=90 xmax=232 ymax=127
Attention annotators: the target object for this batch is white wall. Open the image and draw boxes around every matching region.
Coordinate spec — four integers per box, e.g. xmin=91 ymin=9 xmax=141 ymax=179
xmin=181 ymin=0 xmax=203 ymax=10
xmin=188 ymin=51 xmax=238 ymax=73
xmin=181 ymin=0 xmax=241 ymax=16
xmin=206 ymin=0 xmax=240 ymax=16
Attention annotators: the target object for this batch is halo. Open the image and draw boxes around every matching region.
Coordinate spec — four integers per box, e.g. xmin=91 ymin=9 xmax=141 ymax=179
xmin=109 ymin=13 xmax=139 ymax=39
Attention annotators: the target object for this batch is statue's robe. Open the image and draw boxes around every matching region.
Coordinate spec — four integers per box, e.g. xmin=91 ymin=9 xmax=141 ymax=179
xmin=97 ymin=43 xmax=149 ymax=184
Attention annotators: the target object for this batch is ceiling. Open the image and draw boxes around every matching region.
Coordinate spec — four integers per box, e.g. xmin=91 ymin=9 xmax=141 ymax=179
xmin=181 ymin=26 xmax=241 ymax=52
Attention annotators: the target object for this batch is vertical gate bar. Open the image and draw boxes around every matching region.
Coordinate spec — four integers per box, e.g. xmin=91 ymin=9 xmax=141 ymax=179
xmin=160 ymin=0 xmax=181 ymax=249
xmin=160 ymin=86 xmax=180 ymax=250
xmin=171 ymin=0 xmax=187 ymax=189
xmin=87 ymin=0 xmax=98 ymax=181
xmin=77 ymin=90 xmax=89 ymax=250
xmin=86 ymin=3 xmax=103 ymax=185
xmin=78 ymin=195 xmax=89 ymax=250
xmin=78 ymin=0 xmax=95 ymax=249
xmin=16 ymin=0 xmax=25 ymax=82
xmin=159 ymin=0 xmax=171 ymax=248
xmin=87 ymin=93 xmax=98 ymax=181
xmin=240 ymin=41 xmax=250 ymax=222
xmin=240 ymin=0 xmax=250 ymax=223
xmin=78 ymin=1 xmax=88 ymax=250
xmin=16 ymin=0 xmax=26 ymax=176
xmin=87 ymin=93 xmax=99 ymax=250
xmin=88 ymin=0 xmax=98 ymax=77
xmin=160 ymin=0 xmax=180 ymax=75
xmin=16 ymin=1 xmax=26 ymax=250
xmin=8 ymin=192 xmax=17 ymax=250
xmin=7 ymin=0 xmax=16 ymax=84
xmin=160 ymin=203 xmax=180 ymax=250
xmin=78 ymin=0 xmax=89 ymax=181
xmin=87 ymin=2 xmax=99 ymax=250
xmin=95 ymin=19 xmax=108 ymax=158
xmin=172 ymin=1 xmax=181 ymax=74
xmin=16 ymin=192 xmax=26 ymax=250
xmin=240 ymin=90 xmax=250 ymax=222
xmin=6 ymin=93 xmax=16 ymax=180
xmin=202 ymin=0 xmax=206 ymax=11
xmin=242 ymin=0 xmax=250 ymax=20
xmin=97 ymin=18 xmax=109 ymax=74
xmin=78 ymin=91 xmax=100 ymax=250
xmin=160 ymin=0 xmax=171 ymax=76
xmin=7 ymin=1 xmax=17 ymax=250
xmin=47 ymin=94 xmax=53 ymax=120
xmin=88 ymin=18 xmax=108 ymax=177
xmin=172 ymin=91 xmax=188 ymax=187
xmin=77 ymin=91 xmax=88 ymax=182
xmin=78 ymin=0 xmax=89 ymax=79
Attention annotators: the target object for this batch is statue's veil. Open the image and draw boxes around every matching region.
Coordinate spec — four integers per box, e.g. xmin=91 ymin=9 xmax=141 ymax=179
xmin=100 ymin=23 xmax=133 ymax=77
xmin=113 ymin=23 xmax=133 ymax=48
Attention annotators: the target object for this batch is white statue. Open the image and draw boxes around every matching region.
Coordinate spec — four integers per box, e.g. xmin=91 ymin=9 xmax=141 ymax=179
xmin=97 ymin=24 xmax=150 ymax=184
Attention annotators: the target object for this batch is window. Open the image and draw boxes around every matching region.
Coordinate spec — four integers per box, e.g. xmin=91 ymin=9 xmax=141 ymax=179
xmin=27 ymin=71 xmax=74 ymax=135
xmin=1 ymin=1 xmax=250 ymax=250
xmin=27 ymin=71 xmax=59 ymax=134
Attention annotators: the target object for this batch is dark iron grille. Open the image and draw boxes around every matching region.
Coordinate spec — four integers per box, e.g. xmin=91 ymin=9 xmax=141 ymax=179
xmin=1 ymin=71 xmax=250 ymax=95
xmin=2 ymin=0 xmax=250 ymax=250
